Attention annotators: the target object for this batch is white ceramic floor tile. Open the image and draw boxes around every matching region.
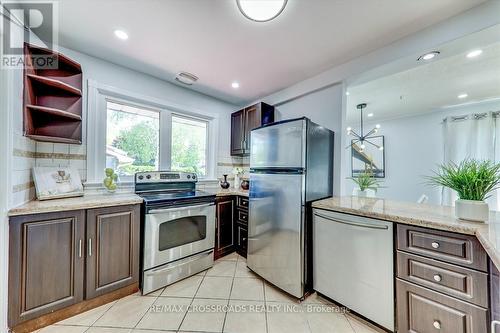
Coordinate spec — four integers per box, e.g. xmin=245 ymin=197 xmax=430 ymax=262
xmin=86 ymin=327 xmax=132 ymax=333
xmin=234 ymin=261 xmax=256 ymax=278
xmin=160 ymin=275 xmax=203 ymax=298
xmin=136 ymin=296 xmax=191 ymax=331
xmin=196 ymin=276 xmax=233 ymax=299
xmin=206 ymin=260 xmax=237 ymax=277
xmin=302 ymin=292 xmax=333 ymax=305
xmin=230 ymin=277 xmax=265 ymax=301
xmin=224 ymin=300 xmax=266 ymax=333
xmin=305 ymin=309 xmax=354 ymax=333
xmin=264 ymin=282 xmax=300 ymax=304
xmin=93 ymin=295 xmax=156 ymax=328
xmin=146 ymin=288 xmax=164 ymax=297
xmin=56 ymin=301 xmax=116 ymax=326
xmin=179 ymin=298 xmax=228 ymax=332
xmin=196 ymin=269 xmax=208 ymax=276
xmin=38 ymin=325 xmax=88 ymax=333
xmin=267 ymin=303 xmax=310 ymax=333
xmin=219 ymin=252 xmax=239 ymax=261
xmin=346 ymin=314 xmax=386 ymax=333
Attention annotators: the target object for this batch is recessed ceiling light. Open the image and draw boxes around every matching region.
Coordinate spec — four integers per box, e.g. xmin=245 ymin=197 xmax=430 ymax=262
xmin=114 ymin=29 xmax=129 ymax=40
xmin=458 ymin=93 xmax=468 ymax=99
xmin=467 ymin=49 xmax=483 ymax=58
xmin=367 ymin=113 xmax=374 ymax=117
xmin=231 ymin=82 xmax=240 ymax=89
xmin=237 ymin=0 xmax=287 ymax=22
xmin=417 ymin=51 xmax=440 ymax=61
xmin=346 ymin=92 xmax=350 ymax=96
xmin=175 ymin=72 xmax=198 ymax=86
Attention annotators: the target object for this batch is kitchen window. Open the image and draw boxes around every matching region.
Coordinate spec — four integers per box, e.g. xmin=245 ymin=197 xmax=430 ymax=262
xmin=87 ymin=81 xmax=217 ymax=183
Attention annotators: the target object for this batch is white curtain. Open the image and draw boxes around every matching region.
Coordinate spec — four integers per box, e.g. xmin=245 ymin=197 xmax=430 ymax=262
xmin=442 ymin=112 xmax=498 ymax=208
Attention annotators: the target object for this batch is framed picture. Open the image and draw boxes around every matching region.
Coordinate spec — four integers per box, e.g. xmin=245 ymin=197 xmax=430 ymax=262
xmin=33 ymin=167 xmax=84 ymax=200
xmin=351 ymin=136 xmax=385 ymax=178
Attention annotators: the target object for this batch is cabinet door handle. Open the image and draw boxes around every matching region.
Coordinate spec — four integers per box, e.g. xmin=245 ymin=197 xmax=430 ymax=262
xmin=433 ymin=320 xmax=441 ymax=330
xmin=88 ymin=238 xmax=92 ymax=257
xmin=433 ymin=274 xmax=442 ymax=282
xmin=78 ymin=239 xmax=82 ymax=258
xmin=431 ymin=242 xmax=440 ymax=249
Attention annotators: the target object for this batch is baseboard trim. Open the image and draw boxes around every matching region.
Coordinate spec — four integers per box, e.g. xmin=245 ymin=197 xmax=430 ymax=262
xmin=11 ymin=283 xmax=139 ymax=333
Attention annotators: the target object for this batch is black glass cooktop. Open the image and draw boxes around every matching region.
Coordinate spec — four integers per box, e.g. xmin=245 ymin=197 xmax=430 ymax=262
xmin=139 ymin=190 xmax=215 ymax=206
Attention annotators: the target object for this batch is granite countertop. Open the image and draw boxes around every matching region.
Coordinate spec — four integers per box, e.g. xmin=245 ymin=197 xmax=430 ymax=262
xmin=8 ymin=193 xmax=143 ymax=217
xmin=312 ymin=196 xmax=500 ymax=271
xmin=211 ymin=188 xmax=249 ymax=197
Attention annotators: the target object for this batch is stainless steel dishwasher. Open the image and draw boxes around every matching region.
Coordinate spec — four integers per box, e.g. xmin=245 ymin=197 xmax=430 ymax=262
xmin=313 ymin=209 xmax=394 ymax=332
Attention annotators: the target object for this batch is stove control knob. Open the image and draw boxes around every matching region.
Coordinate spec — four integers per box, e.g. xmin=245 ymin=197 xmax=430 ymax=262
xmin=187 ymin=175 xmax=191 ymax=179
xmin=138 ymin=175 xmax=144 ymax=180
xmin=192 ymin=175 xmax=196 ymax=179
xmin=146 ymin=175 xmax=151 ymax=180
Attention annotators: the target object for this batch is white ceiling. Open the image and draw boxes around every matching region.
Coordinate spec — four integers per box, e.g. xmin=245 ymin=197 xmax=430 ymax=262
xmin=346 ymin=24 xmax=500 ymax=123
xmin=47 ymin=0 xmax=485 ymax=105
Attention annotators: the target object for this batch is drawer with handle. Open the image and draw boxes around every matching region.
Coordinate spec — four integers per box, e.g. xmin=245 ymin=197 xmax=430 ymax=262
xmin=397 ymin=251 xmax=488 ymax=307
xmin=396 ymin=279 xmax=488 ymax=333
xmin=397 ymin=225 xmax=487 ymax=272
xmin=237 ymin=196 xmax=248 ymax=209
xmin=237 ymin=210 xmax=248 ymax=224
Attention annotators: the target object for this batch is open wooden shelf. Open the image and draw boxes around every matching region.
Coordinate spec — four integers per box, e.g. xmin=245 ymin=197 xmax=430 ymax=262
xmin=23 ymin=43 xmax=83 ymax=144
xmin=26 ymin=104 xmax=82 ymax=121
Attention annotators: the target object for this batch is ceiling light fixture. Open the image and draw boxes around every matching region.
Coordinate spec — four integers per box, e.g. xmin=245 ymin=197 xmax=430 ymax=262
xmin=346 ymin=92 xmax=350 ymax=96
xmin=346 ymin=104 xmax=383 ymax=153
xmin=236 ymin=0 xmax=288 ymax=22
xmin=458 ymin=93 xmax=468 ymax=99
xmin=175 ymin=72 xmax=198 ymax=86
xmin=367 ymin=113 xmax=374 ymax=117
xmin=417 ymin=51 xmax=440 ymax=61
xmin=114 ymin=29 xmax=129 ymax=40
xmin=231 ymin=82 xmax=240 ymax=89
xmin=467 ymin=49 xmax=483 ymax=58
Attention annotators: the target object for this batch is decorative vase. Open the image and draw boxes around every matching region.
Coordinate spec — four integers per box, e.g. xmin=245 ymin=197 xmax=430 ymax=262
xmin=241 ymin=179 xmax=249 ymax=190
xmin=234 ymin=174 xmax=240 ymax=189
xmin=455 ymin=199 xmax=489 ymax=222
xmin=220 ymin=174 xmax=230 ymax=189
xmin=353 ymin=188 xmax=376 ymax=198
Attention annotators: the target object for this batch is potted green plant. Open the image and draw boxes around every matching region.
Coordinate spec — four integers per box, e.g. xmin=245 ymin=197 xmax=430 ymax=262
xmin=349 ymin=171 xmax=383 ymax=198
xmin=426 ymin=159 xmax=500 ymax=222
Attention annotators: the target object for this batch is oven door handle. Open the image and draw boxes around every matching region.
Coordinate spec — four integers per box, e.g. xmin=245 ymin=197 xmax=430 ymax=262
xmin=146 ymin=250 xmax=214 ymax=276
xmin=148 ymin=203 xmax=214 ymax=215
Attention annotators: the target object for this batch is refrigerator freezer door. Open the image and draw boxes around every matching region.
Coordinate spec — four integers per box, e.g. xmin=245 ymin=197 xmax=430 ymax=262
xmin=247 ymin=172 xmax=305 ymax=298
xmin=250 ymin=119 xmax=305 ymax=169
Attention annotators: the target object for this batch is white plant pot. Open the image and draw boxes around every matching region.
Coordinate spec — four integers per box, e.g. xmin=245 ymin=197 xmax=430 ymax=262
xmin=353 ymin=188 xmax=376 ymax=198
xmin=455 ymin=199 xmax=489 ymax=222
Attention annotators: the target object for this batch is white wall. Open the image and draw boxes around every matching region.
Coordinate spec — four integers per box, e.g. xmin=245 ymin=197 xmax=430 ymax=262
xmin=344 ymin=100 xmax=500 ymax=204
xmin=273 ymin=84 xmax=343 ymax=195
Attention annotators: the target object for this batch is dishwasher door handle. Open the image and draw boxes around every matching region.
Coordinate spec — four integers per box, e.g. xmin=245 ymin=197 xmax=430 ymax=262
xmin=314 ymin=212 xmax=389 ymax=230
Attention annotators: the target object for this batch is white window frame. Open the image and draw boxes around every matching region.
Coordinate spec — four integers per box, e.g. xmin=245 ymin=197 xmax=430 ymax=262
xmin=87 ymin=80 xmax=218 ymax=184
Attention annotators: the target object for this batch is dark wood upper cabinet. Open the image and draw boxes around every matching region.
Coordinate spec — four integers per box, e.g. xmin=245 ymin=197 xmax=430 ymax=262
xmin=86 ymin=205 xmax=140 ymax=299
xmin=215 ymin=197 xmax=235 ymax=259
xmin=23 ymin=43 xmax=83 ymax=144
xmin=230 ymin=102 xmax=275 ymax=156
xmin=9 ymin=210 xmax=86 ymax=327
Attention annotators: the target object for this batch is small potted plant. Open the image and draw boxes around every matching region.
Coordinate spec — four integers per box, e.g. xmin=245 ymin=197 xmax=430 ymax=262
xmin=426 ymin=159 xmax=500 ymax=222
xmin=349 ymin=171 xmax=383 ymax=198
xmin=233 ymin=167 xmax=245 ymax=189
xmin=103 ymin=168 xmax=119 ymax=193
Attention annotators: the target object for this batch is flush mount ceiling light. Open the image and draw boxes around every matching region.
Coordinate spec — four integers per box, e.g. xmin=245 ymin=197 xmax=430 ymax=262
xmin=236 ymin=0 xmax=288 ymax=22
xmin=175 ymin=72 xmax=198 ymax=86
xmin=367 ymin=113 xmax=374 ymax=117
xmin=231 ymin=82 xmax=240 ymax=89
xmin=114 ymin=29 xmax=129 ymax=40
xmin=346 ymin=103 xmax=383 ymax=152
xmin=467 ymin=49 xmax=483 ymax=58
xmin=417 ymin=51 xmax=440 ymax=61
xmin=458 ymin=93 xmax=468 ymax=99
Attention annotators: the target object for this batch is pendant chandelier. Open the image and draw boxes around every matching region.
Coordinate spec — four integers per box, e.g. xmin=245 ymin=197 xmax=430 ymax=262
xmin=347 ymin=103 xmax=383 ymax=152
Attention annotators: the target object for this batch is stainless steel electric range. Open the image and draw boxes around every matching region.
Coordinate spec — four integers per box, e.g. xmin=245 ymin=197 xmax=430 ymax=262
xmin=135 ymin=171 xmax=216 ymax=295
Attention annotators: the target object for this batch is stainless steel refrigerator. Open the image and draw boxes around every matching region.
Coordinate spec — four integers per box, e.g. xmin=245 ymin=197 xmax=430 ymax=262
xmin=247 ymin=117 xmax=334 ymax=298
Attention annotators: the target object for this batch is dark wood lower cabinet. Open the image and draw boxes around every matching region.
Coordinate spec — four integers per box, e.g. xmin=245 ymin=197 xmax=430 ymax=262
xmin=492 ymin=261 xmax=500 ymax=333
xmin=396 ymin=279 xmax=488 ymax=333
xmin=236 ymin=223 xmax=247 ymax=257
xmin=86 ymin=205 xmax=140 ymax=299
xmin=8 ymin=204 xmax=141 ymax=329
xmin=214 ymin=197 xmax=235 ymax=259
xmin=9 ymin=210 xmax=86 ymax=327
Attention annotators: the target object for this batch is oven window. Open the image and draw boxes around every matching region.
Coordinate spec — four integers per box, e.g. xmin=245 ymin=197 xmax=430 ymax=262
xmin=158 ymin=216 xmax=207 ymax=251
